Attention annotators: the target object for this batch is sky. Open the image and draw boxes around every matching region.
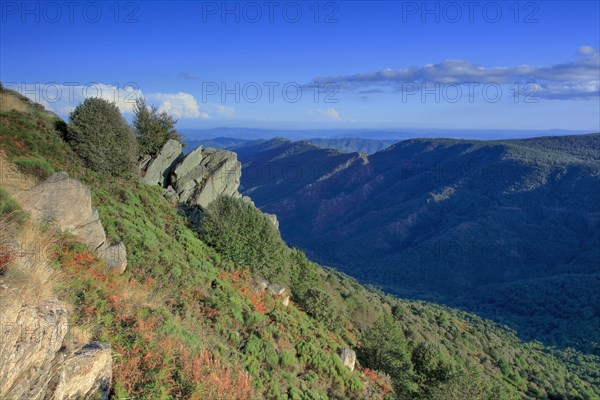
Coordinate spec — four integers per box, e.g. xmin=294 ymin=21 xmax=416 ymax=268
xmin=1 ymin=0 xmax=599 ymax=132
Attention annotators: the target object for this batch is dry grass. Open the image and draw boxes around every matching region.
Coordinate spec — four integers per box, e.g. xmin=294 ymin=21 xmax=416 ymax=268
xmin=0 ymin=90 xmax=31 ymax=114
xmin=0 ymin=217 xmax=57 ymax=308
xmin=0 ymin=151 xmax=39 ymax=193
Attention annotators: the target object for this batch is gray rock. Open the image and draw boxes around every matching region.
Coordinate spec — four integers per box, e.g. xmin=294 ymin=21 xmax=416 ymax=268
xmin=163 ymin=186 xmax=180 ymax=204
xmin=138 ymin=154 xmax=152 ymax=173
xmin=16 ymin=172 xmax=127 ymax=273
xmin=172 ymin=147 xmax=241 ymax=209
xmin=0 ymin=299 xmax=69 ymax=399
xmin=282 ymin=295 xmax=290 ymax=307
xmin=253 ymin=276 xmax=269 ymax=292
xmin=142 ymin=139 xmax=183 ymax=187
xmin=0 ymin=296 xmax=113 ymax=399
xmin=97 ymin=242 xmax=127 ymax=274
xmin=52 ymin=342 xmax=112 ymax=400
xmin=338 ymin=348 xmax=356 ymax=371
xmin=171 ymin=145 xmax=203 ymax=183
xmin=18 ymin=172 xmax=97 ymax=233
xmin=70 ymin=217 xmax=107 ymax=252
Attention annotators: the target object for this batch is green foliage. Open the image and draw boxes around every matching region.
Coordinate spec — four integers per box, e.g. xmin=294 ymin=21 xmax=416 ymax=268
xmin=359 ymin=314 xmax=415 ymax=395
xmin=66 ymin=97 xmax=138 ymax=176
xmin=12 ymin=156 xmax=54 ymax=179
xmin=200 ymin=195 xmax=289 ymax=282
xmin=298 ymin=288 xmax=346 ymax=331
xmin=0 ymin=187 xmax=27 ymax=223
xmin=133 ymin=97 xmax=181 ymax=156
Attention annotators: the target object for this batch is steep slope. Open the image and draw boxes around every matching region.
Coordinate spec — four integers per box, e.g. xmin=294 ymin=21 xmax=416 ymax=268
xmin=235 ymin=135 xmax=600 ymax=356
xmin=2 ymin=89 xmax=599 ymax=399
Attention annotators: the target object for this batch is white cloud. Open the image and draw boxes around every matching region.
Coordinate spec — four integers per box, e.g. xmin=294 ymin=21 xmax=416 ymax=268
xmin=309 ymin=107 xmax=342 ymax=121
xmin=308 ymin=47 xmax=600 ymax=99
xmin=147 ymin=92 xmax=208 ymax=119
xmin=7 ymin=83 xmax=230 ymax=120
xmin=578 ymin=45 xmax=597 ymax=55
xmin=7 ymin=82 xmax=142 ymax=115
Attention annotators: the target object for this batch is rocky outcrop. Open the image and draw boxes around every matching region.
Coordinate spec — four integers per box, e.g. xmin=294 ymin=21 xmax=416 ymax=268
xmin=268 ymin=284 xmax=286 ymax=296
xmin=0 ymin=298 xmax=111 ymax=399
xmin=16 ymin=172 xmax=127 ymax=274
xmin=141 ymin=139 xmax=183 ymax=186
xmin=0 ymin=299 xmax=69 ymax=399
xmin=171 ymin=147 xmax=241 ymax=209
xmin=267 ymin=284 xmax=290 ymax=307
xmin=140 ymin=141 xmax=242 ymax=211
xmin=338 ymin=348 xmax=356 ymax=371
xmin=51 ymin=342 xmax=112 ymax=400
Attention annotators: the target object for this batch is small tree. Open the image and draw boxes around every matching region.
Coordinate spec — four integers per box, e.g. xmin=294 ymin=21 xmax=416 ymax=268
xmin=66 ymin=98 xmax=137 ymax=176
xmin=133 ymin=97 xmax=181 ymax=156
xmin=359 ymin=314 xmax=416 ymax=395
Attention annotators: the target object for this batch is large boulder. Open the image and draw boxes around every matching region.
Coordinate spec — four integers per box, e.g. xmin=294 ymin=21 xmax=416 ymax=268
xmin=338 ymin=348 xmax=356 ymax=371
xmin=17 ymin=173 xmax=106 ymax=250
xmin=16 ymin=172 xmax=127 ymax=273
xmin=142 ymin=139 xmax=183 ymax=186
xmin=171 ymin=147 xmax=241 ymax=209
xmin=0 ymin=297 xmax=113 ymax=399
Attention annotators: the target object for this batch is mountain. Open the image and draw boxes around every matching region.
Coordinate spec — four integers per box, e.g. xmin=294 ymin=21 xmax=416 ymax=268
xmin=183 ymin=137 xmax=251 ymax=153
xmin=184 ymin=137 xmax=397 ymax=155
xmin=180 ymin=127 xmax=590 ymax=141
xmin=1 ymin=87 xmax=599 ymax=399
xmin=234 ymin=135 xmax=600 ymax=357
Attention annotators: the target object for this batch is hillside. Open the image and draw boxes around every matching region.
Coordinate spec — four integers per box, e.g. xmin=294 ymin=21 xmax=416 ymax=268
xmin=234 ymin=136 xmax=600 ymax=358
xmin=1 ymin=88 xmax=599 ymax=399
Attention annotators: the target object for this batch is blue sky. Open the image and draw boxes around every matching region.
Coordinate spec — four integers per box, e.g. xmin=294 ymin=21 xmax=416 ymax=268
xmin=1 ymin=0 xmax=599 ymax=131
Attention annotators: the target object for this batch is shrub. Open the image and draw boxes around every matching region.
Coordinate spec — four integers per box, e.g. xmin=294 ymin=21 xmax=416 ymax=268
xmin=66 ymin=98 xmax=138 ymax=176
xmin=133 ymin=97 xmax=181 ymax=156
xmin=200 ymin=196 xmax=289 ymax=282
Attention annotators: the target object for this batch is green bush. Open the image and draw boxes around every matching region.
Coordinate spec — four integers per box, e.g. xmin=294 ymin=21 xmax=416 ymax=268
xmin=358 ymin=314 xmax=415 ymax=395
xmin=133 ymin=97 xmax=181 ymax=156
xmin=13 ymin=156 xmax=54 ymax=179
xmin=66 ymin=97 xmax=137 ymax=176
xmin=200 ymin=195 xmax=289 ymax=282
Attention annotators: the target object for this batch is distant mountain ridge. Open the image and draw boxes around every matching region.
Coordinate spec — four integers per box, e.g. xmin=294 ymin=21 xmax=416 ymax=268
xmin=233 ymin=134 xmax=600 ymax=355
xmin=180 ymin=127 xmax=590 ymax=141
xmin=184 ymin=136 xmax=398 ymax=155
